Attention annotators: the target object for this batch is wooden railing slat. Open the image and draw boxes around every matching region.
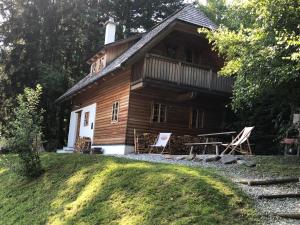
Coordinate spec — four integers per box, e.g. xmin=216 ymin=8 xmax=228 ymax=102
xmin=138 ymin=55 xmax=232 ymax=93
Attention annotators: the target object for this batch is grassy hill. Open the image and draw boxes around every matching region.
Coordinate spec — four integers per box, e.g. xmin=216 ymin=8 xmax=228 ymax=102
xmin=0 ymin=153 xmax=258 ymax=225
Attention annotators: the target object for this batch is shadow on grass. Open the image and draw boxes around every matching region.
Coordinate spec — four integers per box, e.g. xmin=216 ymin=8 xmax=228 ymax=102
xmin=0 ymin=153 xmax=258 ymax=225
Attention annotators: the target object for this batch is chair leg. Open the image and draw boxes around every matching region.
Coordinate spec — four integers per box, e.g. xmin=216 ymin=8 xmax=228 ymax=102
xmin=221 ymin=145 xmax=231 ymax=155
xmin=247 ymin=139 xmax=252 ymax=155
xmin=228 ymin=145 xmax=239 ymax=155
xmin=189 ymin=146 xmax=194 ymax=155
xmin=161 ymin=146 xmax=166 ymax=154
xmin=216 ymin=145 xmax=219 ymax=155
xmin=149 ymin=146 xmax=153 ymax=154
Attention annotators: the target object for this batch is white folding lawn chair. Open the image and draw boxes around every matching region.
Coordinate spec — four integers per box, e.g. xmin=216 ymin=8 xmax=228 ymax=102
xmin=149 ymin=133 xmax=172 ymax=154
xmin=221 ymin=127 xmax=254 ymax=155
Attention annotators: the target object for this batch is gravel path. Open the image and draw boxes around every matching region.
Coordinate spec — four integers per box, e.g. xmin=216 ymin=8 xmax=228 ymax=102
xmin=114 ymin=154 xmax=300 ymax=225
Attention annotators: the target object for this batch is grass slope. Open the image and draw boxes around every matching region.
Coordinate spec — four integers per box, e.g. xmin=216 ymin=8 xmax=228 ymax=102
xmin=0 ymin=153 xmax=257 ymax=225
xmin=254 ymin=156 xmax=300 ymax=177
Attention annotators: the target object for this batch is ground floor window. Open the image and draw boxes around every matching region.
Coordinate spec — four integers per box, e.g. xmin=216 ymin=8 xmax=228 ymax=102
xmin=111 ymin=101 xmax=119 ymax=123
xmin=152 ymin=103 xmax=167 ymax=123
xmin=190 ymin=108 xmax=204 ymax=129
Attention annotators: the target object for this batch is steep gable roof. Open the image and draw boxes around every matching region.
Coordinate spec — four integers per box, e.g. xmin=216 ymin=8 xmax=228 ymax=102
xmin=56 ymin=4 xmax=217 ymax=102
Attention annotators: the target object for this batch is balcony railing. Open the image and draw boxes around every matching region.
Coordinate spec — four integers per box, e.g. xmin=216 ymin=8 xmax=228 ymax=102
xmin=132 ymin=54 xmax=233 ymax=93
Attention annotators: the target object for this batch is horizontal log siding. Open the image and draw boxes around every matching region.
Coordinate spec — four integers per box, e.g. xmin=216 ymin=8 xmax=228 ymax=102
xmin=72 ymin=70 xmax=131 ymax=145
xmin=126 ymin=87 xmax=225 ymax=145
xmin=106 ymin=43 xmax=129 ymax=65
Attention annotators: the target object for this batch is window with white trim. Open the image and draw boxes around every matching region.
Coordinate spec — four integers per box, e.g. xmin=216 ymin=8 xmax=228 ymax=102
xmin=152 ymin=103 xmax=167 ymax=123
xmin=190 ymin=109 xmax=204 ymax=129
xmin=111 ymin=101 xmax=119 ymax=123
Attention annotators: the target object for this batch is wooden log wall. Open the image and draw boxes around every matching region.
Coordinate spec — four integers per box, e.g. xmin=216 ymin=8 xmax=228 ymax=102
xmin=105 ymin=43 xmax=130 ymax=65
xmin=72 ymin=70 xmax=131 ymax=145
xmin=126 ymin=87 xmax=226 ymax=145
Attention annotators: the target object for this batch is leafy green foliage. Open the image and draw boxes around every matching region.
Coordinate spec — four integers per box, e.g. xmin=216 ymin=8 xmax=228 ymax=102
xmin=0 ymin=153 xmax=258 ymax=225
xmin=0 ymin=0 xmax=184 ymax=149
xmin=203 ymin=0 xmax=300 ymax=109
xmin=198 ymin=0 xmax=229 ymax=26
xmin=8 ymin=85 xmax=44 ymax=178
xmin=200 ymin=0 xmax=300 ymax=151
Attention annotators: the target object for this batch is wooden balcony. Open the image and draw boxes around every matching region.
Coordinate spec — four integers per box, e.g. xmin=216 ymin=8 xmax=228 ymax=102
xmin=132 ymin=54 xmax=233 ymax=94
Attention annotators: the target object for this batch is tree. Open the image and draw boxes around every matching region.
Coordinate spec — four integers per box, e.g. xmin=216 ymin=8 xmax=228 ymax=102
xmin=8 ymin=84 xmax=44 ymax=178
xmin=200 ymin=0 xmax=300 ymax=151
xmin=0 ymin=0 xmax=184 ymax=149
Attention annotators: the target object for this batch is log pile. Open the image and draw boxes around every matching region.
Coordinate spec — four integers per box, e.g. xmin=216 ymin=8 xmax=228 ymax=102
xmin=74 ymin=137 xmax=91 ymax=153
xmin=133 ymin=129 xmax=204 ymax=154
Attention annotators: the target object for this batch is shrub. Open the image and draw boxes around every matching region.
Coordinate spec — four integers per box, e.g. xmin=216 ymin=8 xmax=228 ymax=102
xmin=8 ymin=84 xmax=44 ymax=178
xmin=0 ymin=137 xmax=9 ymax=154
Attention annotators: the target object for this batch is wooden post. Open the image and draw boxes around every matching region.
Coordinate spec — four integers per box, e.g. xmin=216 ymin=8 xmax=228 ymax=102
xmin=258 ymin=193 xmax=300 ymax=199
xmin=177 ymin=62 xmax=182 ymax=85
xmin=134 ymin=129 xmax=137 ymax=154
xmin=238 ymin=177 xmax=300 ymax=186
xmin=276 ymin=213 xmax=300 ymax=220
xmin=142 ymin=54 xmax=149 ymax=79
xmin=216 ymin=145 xmax=219 ymax=155
xmin=189 ymin=146 xmax=194 ymax=155
xmin=209 ymin=69 xmax=213 ymax=90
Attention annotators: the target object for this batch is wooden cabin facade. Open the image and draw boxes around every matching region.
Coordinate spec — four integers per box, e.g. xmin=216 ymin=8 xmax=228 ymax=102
xmin=57 ymin=5 xmax=233 ymax=154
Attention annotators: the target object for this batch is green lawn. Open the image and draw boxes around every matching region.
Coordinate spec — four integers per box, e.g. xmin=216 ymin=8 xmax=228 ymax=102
xmin=253 ymin=156 xmax=300 ymax=177
xmin=0 ymin=153 xmax=258 ymax=225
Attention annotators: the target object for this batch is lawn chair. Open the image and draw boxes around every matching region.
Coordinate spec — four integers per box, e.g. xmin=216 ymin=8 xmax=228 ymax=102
xmin=221 ymin=127 xmax=254 ymax=155
xmin=149 ymin=133 xmax=172 ymax=154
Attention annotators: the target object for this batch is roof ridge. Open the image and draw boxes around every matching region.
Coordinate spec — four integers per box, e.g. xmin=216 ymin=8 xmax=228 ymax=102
xmin=142 ymin=4 xmax=192 ymax=33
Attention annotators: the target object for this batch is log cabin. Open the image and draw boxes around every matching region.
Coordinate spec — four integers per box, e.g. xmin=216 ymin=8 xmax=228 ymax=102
xmin=57 ymin=4 xmax=234 ymax=154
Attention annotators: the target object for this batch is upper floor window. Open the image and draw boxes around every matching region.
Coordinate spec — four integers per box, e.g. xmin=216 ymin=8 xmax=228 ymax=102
xmin=152 ymin=103 xmax=167 ymax=123
xmin=186 ymin=49 xmax=193 ymax=63
xmin=111 ymin=101 xmax=119 ymax=123
xmin=84 ymin=112 xmax=90 ymax=126
xmin=90 ymin=56 xmax=106 ymax=74
xmin=190 ymin=109 xmax=204 ymax=129
xmin=185 ymin=48 xmax=200 ymax=64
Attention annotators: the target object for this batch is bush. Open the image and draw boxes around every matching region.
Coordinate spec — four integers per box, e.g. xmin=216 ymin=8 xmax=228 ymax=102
xmin=8 ymin=84 xmax=44 ymax=178
xmin=0 ymin=137 xmax=9 ymax=154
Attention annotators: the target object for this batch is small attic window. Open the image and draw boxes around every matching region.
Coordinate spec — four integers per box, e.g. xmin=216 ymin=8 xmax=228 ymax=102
xmin=90 ymin=55 xmax=106 ymax=74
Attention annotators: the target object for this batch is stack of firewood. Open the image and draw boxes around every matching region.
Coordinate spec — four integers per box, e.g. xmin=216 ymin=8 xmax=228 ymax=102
xmin=134 ymin=129 xmax=202 ymax=154
xmin=75 ymin=137 xmax=91 ymax=153
xmin=134 ymin=130 xmax=157 ymax=153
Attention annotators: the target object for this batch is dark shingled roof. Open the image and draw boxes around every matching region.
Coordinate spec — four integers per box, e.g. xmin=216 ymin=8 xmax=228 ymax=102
xmin=56 ymin=4 xmax=217 ymax=102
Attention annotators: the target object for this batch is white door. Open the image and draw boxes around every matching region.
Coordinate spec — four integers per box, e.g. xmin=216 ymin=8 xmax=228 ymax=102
xmin=67 ymin=103 xmax=97 ymax=147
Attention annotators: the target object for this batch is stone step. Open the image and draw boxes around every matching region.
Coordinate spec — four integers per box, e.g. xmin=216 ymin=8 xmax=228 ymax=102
xmin=57 ymin=147 xmax=74 ymax=154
